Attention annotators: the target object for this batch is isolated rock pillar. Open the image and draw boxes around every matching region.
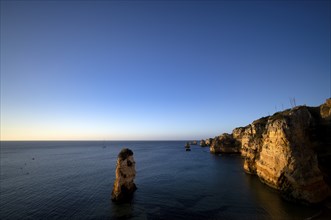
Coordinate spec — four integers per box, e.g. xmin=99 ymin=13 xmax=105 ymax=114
xmin=111 ymin=148 xmax=137 ymax=202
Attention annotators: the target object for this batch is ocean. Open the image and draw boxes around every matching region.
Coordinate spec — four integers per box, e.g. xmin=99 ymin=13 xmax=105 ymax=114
xmin=0 ymin=141 xmax=322 ymax=219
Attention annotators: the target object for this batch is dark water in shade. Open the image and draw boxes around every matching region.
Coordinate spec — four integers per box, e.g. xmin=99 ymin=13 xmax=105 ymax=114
xmin=0 ymin=141 xmax=324 ymax=219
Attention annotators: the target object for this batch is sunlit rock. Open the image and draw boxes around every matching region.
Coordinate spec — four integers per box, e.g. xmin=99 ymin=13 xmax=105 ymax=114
xmin=205 ymin=138 xmax=213 ymax=146
xmin=111 ymin=148 xmax=137 ymax=202
xmin=238 ymin=99 xmax=331 ymax=204
xmin=210 ymin=133 xmax=241 ymax=154
xmin=207 ymin=98 xmax=331 ymax=204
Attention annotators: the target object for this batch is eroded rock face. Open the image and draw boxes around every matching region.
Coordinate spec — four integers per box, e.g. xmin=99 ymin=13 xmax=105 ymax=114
xmin=208 ymin=98 xmax=331 ymax=204
xmin=239 ymin=117 xmax=269 ymax=174
xmin=256 ymin=108 xmax=328 ymax=203
xmin=210 ymin=133 xmax=241 ymax=154
xmin=238 ymin=100 xmax=331 ymax=203
xmin=200 ymin=139 xmax=206 ymax=147
xmin=205 ymin=138 xmax=213 ymax=146
xmin=111 ymin=148 xmax=137 ymax=202
xmin=320 ymin=98 xmax=331 ymax=119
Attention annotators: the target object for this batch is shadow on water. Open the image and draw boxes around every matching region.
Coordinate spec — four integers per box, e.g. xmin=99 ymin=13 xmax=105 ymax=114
xmin=243 ymin=173 xmax=322 ymax=219
xmin=111 ymin=197 xmax=148 ymax=220
xmin=144 ymin=205 xmax=231 ymax=220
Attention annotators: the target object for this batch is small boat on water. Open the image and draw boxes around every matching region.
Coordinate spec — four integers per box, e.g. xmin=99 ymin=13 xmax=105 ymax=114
xmin=185 ymin=142 xmax=191 ymax=151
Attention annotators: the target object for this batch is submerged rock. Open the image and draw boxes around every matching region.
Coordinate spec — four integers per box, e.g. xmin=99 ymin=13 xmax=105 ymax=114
xmin=111 ymin=148 xmax=137 ymax=202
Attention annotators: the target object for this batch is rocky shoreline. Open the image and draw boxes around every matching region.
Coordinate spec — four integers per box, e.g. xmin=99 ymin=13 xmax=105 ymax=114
xmin=203 ymin=98 xmax=331 ymax=204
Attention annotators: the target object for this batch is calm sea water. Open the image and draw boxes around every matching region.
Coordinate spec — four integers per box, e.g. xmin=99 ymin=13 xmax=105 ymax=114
xmin=0 ymin=141 xmax=323 ymax=219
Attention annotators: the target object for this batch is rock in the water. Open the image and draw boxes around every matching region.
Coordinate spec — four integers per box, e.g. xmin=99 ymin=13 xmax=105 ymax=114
xmin=111 ymin=148 xmax=137 ymax=202
xmin=205 ymin=138 xmax=213 ymax=146
xmin=200 ymin=139 xmax=206 ymax=147
xmin=210 ymin=133 xmax=241 ymax=154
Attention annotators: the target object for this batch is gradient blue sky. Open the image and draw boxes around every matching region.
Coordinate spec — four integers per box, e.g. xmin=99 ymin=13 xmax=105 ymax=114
xmin=1 ymin=0 xmax=330 ymax=140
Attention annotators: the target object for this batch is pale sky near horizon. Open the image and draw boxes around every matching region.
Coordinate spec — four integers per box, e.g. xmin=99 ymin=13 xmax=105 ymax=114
xmin=1 ymin=0 xmax=330 ymax=140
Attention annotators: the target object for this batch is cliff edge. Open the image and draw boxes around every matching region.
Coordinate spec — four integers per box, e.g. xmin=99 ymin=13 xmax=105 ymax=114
xmin=209 ymin=98 xmax=331 ymax=204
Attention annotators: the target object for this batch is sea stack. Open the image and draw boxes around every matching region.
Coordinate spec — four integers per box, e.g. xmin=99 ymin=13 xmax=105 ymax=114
xmin=111 ymin=148 xmax=137 ymax=202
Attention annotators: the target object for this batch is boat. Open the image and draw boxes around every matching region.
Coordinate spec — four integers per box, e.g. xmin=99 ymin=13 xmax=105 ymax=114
xmin=185 ymin=142 xmax=191 ymax=151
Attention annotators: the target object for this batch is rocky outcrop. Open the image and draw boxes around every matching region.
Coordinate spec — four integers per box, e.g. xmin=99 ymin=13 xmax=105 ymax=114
xmin=210 ymin=133 xmax=241 ymax=154
xmin=198 ymin=138 xmax=214 ymax=147
xmin=111 ymin=148 xmax=137 ymax=202
xmin=244 ymin=107 xmax=330 ymax=203
xmin=209 ymin=98 xmax=331 ymax=204
xmin=320 ymin=98 xmax=331 ymax=120
xmin=205 ymin=138 xmax=213 ymax=146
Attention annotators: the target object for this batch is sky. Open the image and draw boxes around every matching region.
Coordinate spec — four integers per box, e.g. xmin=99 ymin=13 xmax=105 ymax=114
xmin=1 ymin=0 xmax=330 ymax=141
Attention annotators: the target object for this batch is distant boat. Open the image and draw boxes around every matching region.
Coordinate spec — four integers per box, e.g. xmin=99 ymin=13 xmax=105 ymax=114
xmin=185 ymin=142 xmax=191 ymax=151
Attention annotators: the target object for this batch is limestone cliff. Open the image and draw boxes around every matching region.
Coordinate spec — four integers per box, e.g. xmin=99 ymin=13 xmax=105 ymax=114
xmin=210 ymin=98 xmax=331 ymax=204
xmin=200 ymin=139 xmax=213 ymax=147
xmin=111 ymin=148 xmax=137 ymax=202
xmin=210 ymin=133 xmax=241 ymax=154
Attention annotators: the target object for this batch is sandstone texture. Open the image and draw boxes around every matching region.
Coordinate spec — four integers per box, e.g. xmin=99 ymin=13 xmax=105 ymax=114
xmin=204 ymin=138 xmax=213 ymax=146
xmin=200 ymin=138 xmax=214 ymax=147
xmin=209 ymin=98 xmax=331 ymax=204
xmin=210 ymin=133 xmax=241 ymax=154
xmin=111 ymin=148 xmax=137 ymax=202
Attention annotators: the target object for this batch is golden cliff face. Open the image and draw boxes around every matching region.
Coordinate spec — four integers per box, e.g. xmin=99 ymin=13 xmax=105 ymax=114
xmin=239 ymin=100 xmax=331 ymax=203
xmin=211 ymin=98 xmax=331 ymax=204
xmin=210 ymin=133 xmax=241 ymax=154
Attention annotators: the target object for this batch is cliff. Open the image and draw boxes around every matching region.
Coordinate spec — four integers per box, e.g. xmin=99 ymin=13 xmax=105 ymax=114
xmin=210 ymin=133 xmax=241 ymax=154
xmin=209 ymin=98 xmax=331 ymax=204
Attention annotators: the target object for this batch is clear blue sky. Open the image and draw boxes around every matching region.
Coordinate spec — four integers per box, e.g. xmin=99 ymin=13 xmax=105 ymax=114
xmin=1 ymin=0 xmax=330 ymax=140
